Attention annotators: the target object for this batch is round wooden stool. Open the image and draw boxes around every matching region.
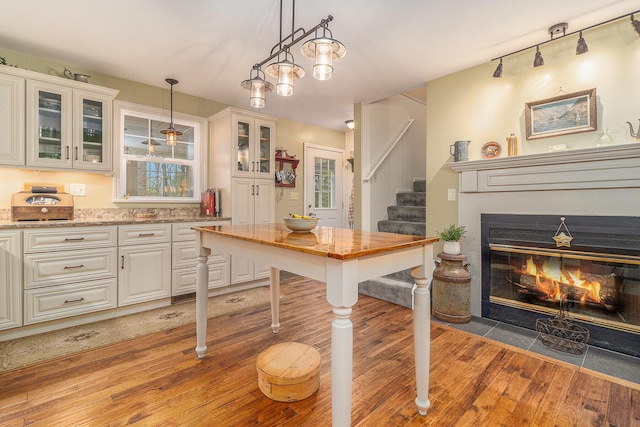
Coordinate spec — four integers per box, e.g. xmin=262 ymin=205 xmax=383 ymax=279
xmin=256 ymin=342 xmax=321 ymax=402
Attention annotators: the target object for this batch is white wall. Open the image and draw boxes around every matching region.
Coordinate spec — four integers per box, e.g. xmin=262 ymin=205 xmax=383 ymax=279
xmin=361 ymin=94 xmax=426 ymax=230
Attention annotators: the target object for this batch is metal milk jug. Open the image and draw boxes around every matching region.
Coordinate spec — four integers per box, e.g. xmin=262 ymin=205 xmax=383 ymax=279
xmin=450 ymin=140 xmax=470 ymax=162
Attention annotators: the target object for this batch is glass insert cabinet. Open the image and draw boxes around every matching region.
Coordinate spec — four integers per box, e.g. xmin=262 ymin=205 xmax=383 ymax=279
xmin=233 ymin=117 xmax=274 ymax=180
xmin=26 ymin=80 xmax=115 ymax=171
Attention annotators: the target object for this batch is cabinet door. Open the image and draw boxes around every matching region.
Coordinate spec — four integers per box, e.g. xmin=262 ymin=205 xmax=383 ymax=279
xmin=26 ymin=80 xmax=73 ymax=168
xmin=231 ymin=178 xmax=256 ymax=225
xmin=254 ymin=119 xmax=275 ymax=179
xmin=73 ymin=89 xmax=113 ymax=171
xmin=0 ymin=231 xmax=21 ymax=331
xmin=118 ymin=242 xmax=171 ymax=306
xmin=254 ymin=179 xmax=275 ymax=224
xmin=232 ymin=115 xmax=253 ymax=178
xmin=0 ymin=73 xmax=25 ymax=166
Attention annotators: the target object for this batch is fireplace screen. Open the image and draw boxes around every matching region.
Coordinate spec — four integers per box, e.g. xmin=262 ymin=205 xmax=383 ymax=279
xmin=489 ymin=244 xmax=640 ymax=334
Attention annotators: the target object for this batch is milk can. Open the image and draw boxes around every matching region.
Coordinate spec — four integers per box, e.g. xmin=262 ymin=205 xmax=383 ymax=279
xmin=432 ymin=252 xmax=471 ymax=323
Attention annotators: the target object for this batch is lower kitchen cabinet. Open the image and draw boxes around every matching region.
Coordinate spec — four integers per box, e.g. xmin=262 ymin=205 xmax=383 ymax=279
xmin=0 ymin=231 xmax=22 ymax=331
xmin=118 ymin=224 xmax=171 ymax=306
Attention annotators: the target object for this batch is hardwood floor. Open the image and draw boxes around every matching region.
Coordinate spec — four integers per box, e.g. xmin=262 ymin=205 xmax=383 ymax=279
xmin=1 ymin=274 xmax=638 ymax=426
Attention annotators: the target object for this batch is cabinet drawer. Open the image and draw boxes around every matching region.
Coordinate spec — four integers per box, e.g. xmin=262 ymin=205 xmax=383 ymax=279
xmin=172 ymin=240 xmax=228 ymax=269
xmin=24 ymin=278 xmax=117 ymax=324
xmin=172 ymin=264 xmax=229 ymax=296
xmin=118 ymin=224 xmax=171 ymax=245
xmin=24 ymin=226 xmax=117 ymax=252
xmin=172 ymin=221 xmax=229 ymax=242
xmin=24 ymin=247 xmax=117 ymax=289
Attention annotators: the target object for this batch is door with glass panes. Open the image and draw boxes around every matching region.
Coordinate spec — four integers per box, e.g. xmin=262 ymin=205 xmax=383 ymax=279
xmin=304 ymin=144 xmax=345 ymax=228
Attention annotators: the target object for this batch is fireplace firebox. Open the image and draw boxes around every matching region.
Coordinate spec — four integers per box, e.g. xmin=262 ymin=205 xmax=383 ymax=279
xmin=481 ymin=214 xmax=640 ymax=357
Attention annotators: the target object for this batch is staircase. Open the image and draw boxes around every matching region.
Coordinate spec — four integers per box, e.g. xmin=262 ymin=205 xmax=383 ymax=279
xmin=358 ymin=179 xmax=426 ymax=308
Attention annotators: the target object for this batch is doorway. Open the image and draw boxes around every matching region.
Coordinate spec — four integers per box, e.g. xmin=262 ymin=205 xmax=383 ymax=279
xmin=304 ymin=144 xmax=345 ymax=228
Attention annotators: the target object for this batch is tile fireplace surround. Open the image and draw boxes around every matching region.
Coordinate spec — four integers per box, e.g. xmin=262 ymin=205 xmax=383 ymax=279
xmin=449 ymin=144 xmax=640 ymax=353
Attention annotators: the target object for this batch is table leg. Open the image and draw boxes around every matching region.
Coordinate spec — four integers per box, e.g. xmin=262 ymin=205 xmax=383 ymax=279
xmin=412 ymin=273 xmax=432 ymax=415
xmin=331 ymin=306 xmax=353 ymax=427
xmin=270 ymin=267 xmax=280 ymax=333
xmin=195 ymin=249 xmax=210 ymax=358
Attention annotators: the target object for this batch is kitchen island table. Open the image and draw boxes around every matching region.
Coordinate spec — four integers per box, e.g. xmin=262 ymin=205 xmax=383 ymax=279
xmin=193 ymin=223 xmax=437 ymax=426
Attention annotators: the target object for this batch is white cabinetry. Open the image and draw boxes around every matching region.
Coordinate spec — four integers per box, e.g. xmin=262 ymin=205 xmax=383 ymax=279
xmin=23 ymin=227 xmax=118 ymax=324
xmin=171 ymin=221 xmax=230 ymax=295
xmin=118 ymin=224 xmax=171 ymax=306
xmin=209 ymin=107 xmax=276 ymax=285
xmin=0 ymin=72 xmax=25 ymax=166
xmin=0 ymin=231 xmax=22 ymax=331
xmin=26 ymin=80 xmax=115 ymax=171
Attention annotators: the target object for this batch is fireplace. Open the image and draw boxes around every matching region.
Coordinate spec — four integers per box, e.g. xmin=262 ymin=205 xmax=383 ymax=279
xmin=481 ymin=214 xmax=640 ymax=357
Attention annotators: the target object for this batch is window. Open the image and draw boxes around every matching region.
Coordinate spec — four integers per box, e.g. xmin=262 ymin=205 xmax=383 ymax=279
xmin=314 ymin=157 xmax=336 ymax=208
xmin=113 ymin=101 xmax=206 ymax=203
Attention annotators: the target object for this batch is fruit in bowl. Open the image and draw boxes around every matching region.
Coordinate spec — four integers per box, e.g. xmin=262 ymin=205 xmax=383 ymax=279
xmin=283 ymin=215 xmax=318 ymax=233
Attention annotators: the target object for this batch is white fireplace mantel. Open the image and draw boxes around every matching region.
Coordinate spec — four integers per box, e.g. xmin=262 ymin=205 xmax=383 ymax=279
xmin=449 ymin=144 xmax=640 ymax=193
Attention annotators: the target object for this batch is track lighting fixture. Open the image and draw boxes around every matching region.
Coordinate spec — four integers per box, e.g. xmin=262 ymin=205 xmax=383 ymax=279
xmin=576 ymin=31 xmax=589 ymax=55
xmin=492 ymin=58 xmax=503 ymax=78
xmin=533 ymin=46 xmax=544 ymax=67
xmin=241 ymin=0 xmax=345 ymax=108
xmin=632 ymin=14 xmax=640 ymax=36
xmin=490 ymin=9 xmax=639 ymax=77
xmin=160 ymin=78 xmax=181 ymax=147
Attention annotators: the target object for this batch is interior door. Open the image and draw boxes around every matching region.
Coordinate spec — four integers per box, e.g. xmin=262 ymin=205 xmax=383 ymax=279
xmin=304 ymin=144 xmax=345 ymax=228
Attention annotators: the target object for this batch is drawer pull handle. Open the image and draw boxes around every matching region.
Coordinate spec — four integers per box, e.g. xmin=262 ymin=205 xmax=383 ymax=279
xmin=63 ymin=264 xmax=85 ymax=270
xmin=64 ymin=297 xmax=85 ymax=304
xmin=138 ymin=233 xmax=155 ymax=237
xmin=64 ymin=237 xmax=85 ymax=242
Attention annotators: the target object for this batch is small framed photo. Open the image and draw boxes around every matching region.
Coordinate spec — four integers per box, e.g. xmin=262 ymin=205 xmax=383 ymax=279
xmin=525 ymin=88 xmax=597 ymax=140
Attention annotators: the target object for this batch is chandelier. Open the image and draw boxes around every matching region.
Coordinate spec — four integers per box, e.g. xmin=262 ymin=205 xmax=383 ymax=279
xmin=241 ymin=0 xmax=346 ymax=108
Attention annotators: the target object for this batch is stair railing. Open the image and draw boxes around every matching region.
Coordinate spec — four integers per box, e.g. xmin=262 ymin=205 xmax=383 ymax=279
xmin=363 ymin=118 xmax=415 ymax=182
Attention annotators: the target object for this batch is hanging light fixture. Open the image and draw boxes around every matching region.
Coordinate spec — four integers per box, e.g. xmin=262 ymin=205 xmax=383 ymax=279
xmin=241 ymin=66 xmax=273 ymax=108
xmin=266 ymin=49 xmax=305 ymax=97
xmin=301 ymin=25 xmax=346 ymax=80
xmin=160 ymin=78 xmax=182 ymax=147
xmin=489 ymin=10 xmax=640 ymax=77
xmin=533 ymin=46 xmax=544 ymax=67
xmin=492 ymin=58 xmax=503 ymax=78
xmin=241 ymin=0 xmax=345 ymax=108
xmin=576 ymin=31 xmax=589 ymax=55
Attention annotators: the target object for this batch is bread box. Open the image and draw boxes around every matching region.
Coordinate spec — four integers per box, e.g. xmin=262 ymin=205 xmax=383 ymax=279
xmin=11 ymin=185 xmax=74 ymax=221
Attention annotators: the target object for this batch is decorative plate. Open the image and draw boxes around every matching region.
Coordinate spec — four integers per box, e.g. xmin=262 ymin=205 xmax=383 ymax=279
xmin=481 ymin=141 xmax=502 ymax=159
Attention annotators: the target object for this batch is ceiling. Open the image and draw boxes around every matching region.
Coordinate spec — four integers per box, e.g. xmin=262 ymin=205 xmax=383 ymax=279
xmin=1 ymin=0 xmax=638 ymax=131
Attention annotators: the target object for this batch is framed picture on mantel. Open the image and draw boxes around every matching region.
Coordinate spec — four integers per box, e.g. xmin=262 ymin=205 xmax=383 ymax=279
xmin=525 ymin=88 xmax=597 ymax=140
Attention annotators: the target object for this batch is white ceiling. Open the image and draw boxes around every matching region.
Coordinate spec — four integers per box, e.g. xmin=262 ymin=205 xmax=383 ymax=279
xmin=1 ymin=0 xmax=639 ymax=131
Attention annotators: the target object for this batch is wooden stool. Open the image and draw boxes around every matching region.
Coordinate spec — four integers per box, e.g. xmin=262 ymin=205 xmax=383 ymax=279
xmin=256 ymin=342 xmax=321 ymax=402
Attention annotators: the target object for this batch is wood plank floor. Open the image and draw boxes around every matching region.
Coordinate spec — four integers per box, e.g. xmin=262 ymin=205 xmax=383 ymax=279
xmin=1 ymin=274 xmax=638 ymax=426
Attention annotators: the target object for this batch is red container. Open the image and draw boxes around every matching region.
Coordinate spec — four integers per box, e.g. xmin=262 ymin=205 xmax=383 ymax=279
xmin=201 ymin=190 xmax=216 ymax=216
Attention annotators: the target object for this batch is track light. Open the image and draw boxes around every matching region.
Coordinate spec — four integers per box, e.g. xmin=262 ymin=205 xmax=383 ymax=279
xmin=492 ymin=58 xmax=503 ymax=78
xmin=576 ymin=31 xmax=589 ymax=55
xmin=160 ymin=78 xmax=181 ymax=147
xmin=533 ymin=46 xmax=544 ymax=67
xmin=490 ymin=10 xmax=640 ymax=77
xmin=632 ymin=14 xmax=640 ymax=36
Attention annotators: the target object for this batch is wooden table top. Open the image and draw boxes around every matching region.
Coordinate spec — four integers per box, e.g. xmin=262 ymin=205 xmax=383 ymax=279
xmin=193 ymin=223 xmax=438 ymax=260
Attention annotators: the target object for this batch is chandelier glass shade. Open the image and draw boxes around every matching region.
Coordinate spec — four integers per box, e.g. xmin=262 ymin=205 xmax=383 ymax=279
xmin=301 ymin=27 xmax=346 ymax=81
xmin=266 ymin=50 xmax=305 ymax=97
xmin=241 ymin=66 xmax=273 ymax=108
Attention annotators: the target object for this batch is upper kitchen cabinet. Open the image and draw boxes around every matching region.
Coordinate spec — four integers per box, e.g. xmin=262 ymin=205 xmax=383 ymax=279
xmin=210 ymin=107 xmax=276 ymax=180
xmin=0 ymin=72 xmax=25 ymax=166
xmin=26 ymin=81 xmax=115 ymax=171
xmin=0 ymin=65 xmax=118 ymax=171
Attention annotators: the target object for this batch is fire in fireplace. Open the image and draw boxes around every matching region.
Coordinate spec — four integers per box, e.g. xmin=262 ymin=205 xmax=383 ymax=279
xmin=482 ymin=214 xmax=640 ymax=357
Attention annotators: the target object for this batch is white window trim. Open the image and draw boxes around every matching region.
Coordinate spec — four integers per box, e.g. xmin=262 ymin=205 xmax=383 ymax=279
xmin=112 ymin=100 xmax=208 ymax=204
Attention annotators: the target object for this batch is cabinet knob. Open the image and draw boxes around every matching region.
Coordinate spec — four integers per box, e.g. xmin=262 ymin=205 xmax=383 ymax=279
xmin=40 ymin=207 xmax=48 ymax=213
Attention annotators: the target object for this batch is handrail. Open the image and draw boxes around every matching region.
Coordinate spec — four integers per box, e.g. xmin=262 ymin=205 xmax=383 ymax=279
xmin=363 ymin=118 xmax=415 ymax=182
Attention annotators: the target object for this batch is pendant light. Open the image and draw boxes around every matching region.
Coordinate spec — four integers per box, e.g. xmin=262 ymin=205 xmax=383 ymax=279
xmin=576 ymin=31 xmax=589 ymax=55
xmin=266 ymin=49 xmax=305 ymax=97
xmin=241 ymin=66 xmax=273 ymax=108
xmin=160 ymin=78 xmax=182 ymax=146
xmin=533 ymin=46 xmax=544 ymax=67
xmin=301 ymin=26 xmax=346 ymax=81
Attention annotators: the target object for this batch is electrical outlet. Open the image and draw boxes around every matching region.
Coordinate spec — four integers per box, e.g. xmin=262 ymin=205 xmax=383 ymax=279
xmin=69 ymin=183 xmax=86 ymax=196
xmin=447 ymin=188 xmax=456 ymax=201
xmin=290 ymin=192 xmax=299 ymax=200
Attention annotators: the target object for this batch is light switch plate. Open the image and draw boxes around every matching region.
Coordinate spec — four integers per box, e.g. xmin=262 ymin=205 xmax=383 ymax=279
xmin=69 ymin=183 xmax=86 ymax=196
xmin=447 ymin=188 xmax=456 ymax=201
